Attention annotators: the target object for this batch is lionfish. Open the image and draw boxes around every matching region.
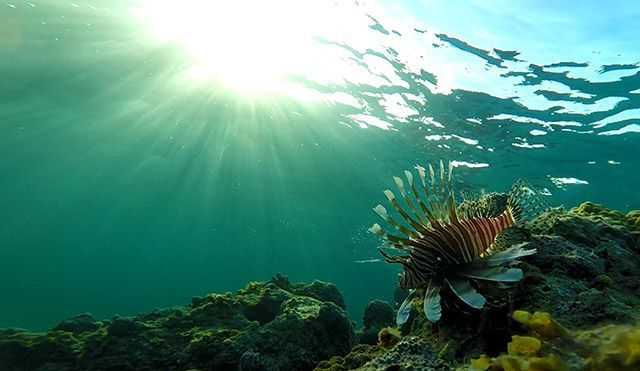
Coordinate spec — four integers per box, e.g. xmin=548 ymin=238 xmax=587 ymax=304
xmin=369 ymin=161 xmax=538 ymax=325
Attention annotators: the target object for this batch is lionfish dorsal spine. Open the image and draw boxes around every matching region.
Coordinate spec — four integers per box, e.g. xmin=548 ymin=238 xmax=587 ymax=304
xmin=402 ymin=171 xmax=427 ymax=222
xmin=428 ymin=164 xmax=436 ymax=195
xmin=439 ymin=159 xmax=446 ymax=194
xmin=383 ymin=190 xmax=428 ymax=236
xmin=407 ymin=172 xmax=431 ymax=225
xmin=394 ymin=176 xmax=428 ymax=230
xmin=447 ymin=194 xmax=459 ymax=223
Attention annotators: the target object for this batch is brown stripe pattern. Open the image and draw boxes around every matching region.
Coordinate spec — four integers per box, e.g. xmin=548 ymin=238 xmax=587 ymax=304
xmin=398 ymin=210 xmax=516 ymax=289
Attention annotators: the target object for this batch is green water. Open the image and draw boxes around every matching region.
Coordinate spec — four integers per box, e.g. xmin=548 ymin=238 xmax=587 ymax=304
xmin=1 ymin=1 xmax=639 ymax=330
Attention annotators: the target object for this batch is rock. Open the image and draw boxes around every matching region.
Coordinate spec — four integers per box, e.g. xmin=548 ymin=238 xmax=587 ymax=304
xmin=107 ymin=316 xmax=146 ymax=337
xmin=0 ymin=279 xmax=355 ymax=371
xmin=315 ymin=337 xmax=451 ymax=371
xmin=530 ymin=204 xmax=638 ymax=250
xmin=359 ymin=300 xmax=394 ymax=345
xmin=269 ymin=274 xmax=346 ymax=310
xmin=590 ymin=274 xmax=614 ymax=290
xmin=0 ymin=330 xmax=81 ymax=371
xmin=239 ymin=282 xmax=292 ymax=324
xmin=357 ymin=336 xmax=451 ymax=370
xmin=314 ymin=344 xmax=385 ymax=371
xmin=239 ymin=350 xmax=275 ymax=371
xmin=517 ymin=205 xmax=640 ymax=327
xmin=526 ymin=235 xmax=606 ymax=278
xmin=53 ymin=313 xmax=100 ymax=334
xmin=362 ymin=300 xmax=394 ymax=330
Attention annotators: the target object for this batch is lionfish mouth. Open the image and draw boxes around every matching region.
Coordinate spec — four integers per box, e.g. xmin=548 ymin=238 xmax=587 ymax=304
xmin=369 ymin=161 xmax=538 ymax=324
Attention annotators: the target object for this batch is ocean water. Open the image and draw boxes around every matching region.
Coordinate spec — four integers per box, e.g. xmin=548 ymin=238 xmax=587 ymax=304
xmin=1 ymin=0 xmax=639 ymax=330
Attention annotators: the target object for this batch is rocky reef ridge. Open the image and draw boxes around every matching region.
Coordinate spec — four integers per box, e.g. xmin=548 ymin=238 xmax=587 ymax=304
xmin=0 ymin=275 xmax=354 ymax=371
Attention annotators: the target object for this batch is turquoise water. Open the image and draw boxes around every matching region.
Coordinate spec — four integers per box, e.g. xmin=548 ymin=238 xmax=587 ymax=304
xmin=1 ymin=0 xmax=639 ymax=330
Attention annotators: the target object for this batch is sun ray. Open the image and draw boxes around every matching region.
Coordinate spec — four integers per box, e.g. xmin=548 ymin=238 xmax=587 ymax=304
xmin=133 ymin=0 xmax=375 ymax=96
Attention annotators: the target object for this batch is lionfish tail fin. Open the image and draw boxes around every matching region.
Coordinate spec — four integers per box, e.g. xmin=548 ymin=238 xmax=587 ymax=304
xmin=507 ymin=180 xmax=549 ymax=223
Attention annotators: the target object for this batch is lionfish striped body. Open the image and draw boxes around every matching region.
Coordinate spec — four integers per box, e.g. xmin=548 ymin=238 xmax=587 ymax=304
xmin=369 ymin=161 xmax=537 ymax=324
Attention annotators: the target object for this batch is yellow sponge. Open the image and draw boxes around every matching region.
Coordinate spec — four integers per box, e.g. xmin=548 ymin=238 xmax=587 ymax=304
xmin=512 ymin=310 xmax=568 ymax=338
xmin=508 ymin=335 xmax=542 ymax=356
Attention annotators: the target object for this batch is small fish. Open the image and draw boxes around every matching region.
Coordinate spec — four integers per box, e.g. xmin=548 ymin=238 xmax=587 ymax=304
xmin=369 ymin=161 xmax=538 ymax=324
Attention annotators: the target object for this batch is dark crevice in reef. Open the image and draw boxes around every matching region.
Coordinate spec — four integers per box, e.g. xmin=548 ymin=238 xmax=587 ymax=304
xmin=1 ymin=202 xmax=640 ymax=371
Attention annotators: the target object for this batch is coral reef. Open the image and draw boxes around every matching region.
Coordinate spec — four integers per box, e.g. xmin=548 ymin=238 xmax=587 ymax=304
xmin=327 ymin=202 xmax=640 ymax=370
xmin=0 ymin=276 xmax=354 ymax=371
xmin=1 ymin=202 xmax=639 ymax=370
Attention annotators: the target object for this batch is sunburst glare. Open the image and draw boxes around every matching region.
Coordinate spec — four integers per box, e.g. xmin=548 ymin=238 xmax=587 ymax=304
xmin=133 ymin=0 xmax=374 ymax=96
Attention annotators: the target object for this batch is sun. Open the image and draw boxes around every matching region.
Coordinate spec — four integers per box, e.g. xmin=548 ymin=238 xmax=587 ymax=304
xmin=133 ymin=0 xmax=366 ymax=95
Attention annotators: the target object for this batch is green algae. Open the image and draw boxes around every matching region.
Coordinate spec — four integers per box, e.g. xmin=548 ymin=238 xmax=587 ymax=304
xmin=0 ymin=276 xmax=354 ymax=371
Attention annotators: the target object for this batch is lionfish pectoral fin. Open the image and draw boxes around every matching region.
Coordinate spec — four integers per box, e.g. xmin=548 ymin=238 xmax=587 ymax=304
xmin=445 ymin=278 xmax=486 ymax=310
xmin=482 ymin=242 xmax=537 ymax=267
xmin=423 ymin=281 xmax=442 ymax=322
xmin=457 ymin=266 xmax=524 ymax=283
xmin=396 ymin=289 xmax=416 ymax=326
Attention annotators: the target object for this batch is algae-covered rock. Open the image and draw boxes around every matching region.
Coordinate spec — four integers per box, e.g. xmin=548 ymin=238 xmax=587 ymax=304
xmin=295 ymin=280 xmax=347 ymax=310
xmin=362 ymin=300 xmax=394 ymax=330
xmin=317 ymin=337 xmax=450 ymax=371
xmin=464 ymin=311 xmax=640 ymax=371
xmin=376 ymin=327 xmax=401 ymax=349
xmin=358 ymin=300 xmax=395 ymax=345
xmin=53 ymin=313 xmax=101 ymax=334
xmin=314 ymin=344 xmax=386 ymax=371
xmin=356 ymin=336 xmax=451 ymax=370
xmin=530 ymin=203 xmax=639 ymax=250
xmin=517 ymin=203 xmax=640 ymax=327
xmin=270 ymin=273 xmax=347 ymax=309
xmin=0 ymin=277 xmax=354 ymax=371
